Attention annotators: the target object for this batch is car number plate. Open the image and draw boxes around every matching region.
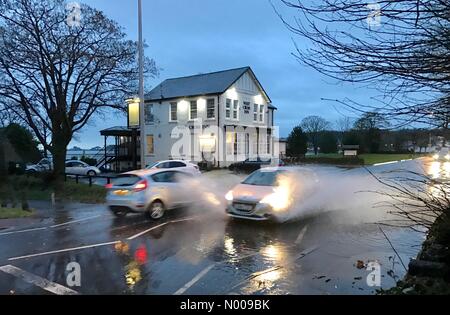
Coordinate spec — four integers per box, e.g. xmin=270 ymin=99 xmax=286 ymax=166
xmin=234 ymin=203 xmax=253 ymax=211
xmin=113 ymin=190 xmax=129 ymax=196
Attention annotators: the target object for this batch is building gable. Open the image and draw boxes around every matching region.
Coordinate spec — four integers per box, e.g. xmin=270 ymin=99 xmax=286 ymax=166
xmin=231 ymin=70 xmax=271 ymax=103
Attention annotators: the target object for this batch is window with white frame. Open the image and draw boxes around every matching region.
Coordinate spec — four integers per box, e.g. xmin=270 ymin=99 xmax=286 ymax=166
xmin=206 ymin=98 xmax=215 ymax=119
xmin=144 ymin=104 xmax=154 ymax=124
xmin=190 ymin=100 xmax=197 ymax=120
xmin=169 ymin=102 xmax=177 ymax=122
xmin=146 ymin=135 xmax=154 ymax=155
xmin=253 ymin=104 xmax=258 ymax=122
xmin=225 ymin=99 xmax=231 ymax=119
xmin=259 ymin=104 xmax=264 ymax=122
xmin=233 ymin=100 xmax=239 ymax=120
xmin=226 ymin=131 xmax=234 ymax=155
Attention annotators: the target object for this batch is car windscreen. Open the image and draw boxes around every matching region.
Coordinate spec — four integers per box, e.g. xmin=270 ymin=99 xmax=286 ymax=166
xmin=146 ymin=162 xmax=159 ymax=169
xmin=242 ymin=170 xmax=284 ymax=186
xmin=111 ymin=175 xmax=141 ymax=187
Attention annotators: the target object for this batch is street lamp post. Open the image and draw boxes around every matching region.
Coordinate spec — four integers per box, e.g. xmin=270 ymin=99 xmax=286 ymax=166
xmin=138 ymin=0 xmax=145 ymax=169
xmin=127 ymin=98 xmax=140 ymax=170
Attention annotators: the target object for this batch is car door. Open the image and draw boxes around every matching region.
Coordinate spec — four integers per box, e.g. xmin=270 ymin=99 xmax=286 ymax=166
xmin=151 ymin=171 xmax=182 ymax=208
xmin=65 ymin=161 xmax=77 ymax=174
xmin=72 ymin=161 xmax=87 ymax=175
xmin=66 ymin=161 xmax=85 ymax=175
xmin=171 ymin=171 xmax=195 ymax=204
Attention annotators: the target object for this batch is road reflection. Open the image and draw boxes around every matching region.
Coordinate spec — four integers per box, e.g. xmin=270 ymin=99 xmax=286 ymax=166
xmin=427 ymin=161 xmax=450 ymax=180
xmin=114 ymin=241 xmax=149 ymax=291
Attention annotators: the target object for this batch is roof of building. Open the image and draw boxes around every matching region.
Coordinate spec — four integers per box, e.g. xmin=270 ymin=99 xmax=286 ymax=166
xmin=100 ymin=126 xmax=140 ymax=137
xmin=145 ymin=66 xmax=273 ymax=105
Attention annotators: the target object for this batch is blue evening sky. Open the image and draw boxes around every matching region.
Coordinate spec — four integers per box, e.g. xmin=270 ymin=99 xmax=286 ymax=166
xmin=72 ymin=0 xmax=375 ymax=148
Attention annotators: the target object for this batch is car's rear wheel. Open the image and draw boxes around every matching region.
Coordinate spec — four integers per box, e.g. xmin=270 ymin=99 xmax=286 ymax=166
xmin=87 ymin=170 xmax=97 ymax=176
xmin=147 ymin=200 xmax=165 ymax=220
xmin=112 ymin=209 xmax=127 ymax=218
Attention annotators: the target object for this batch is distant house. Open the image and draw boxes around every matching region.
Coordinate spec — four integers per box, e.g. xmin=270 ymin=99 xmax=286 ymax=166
xmin=141 ymin=66 xmax=278 ymax=167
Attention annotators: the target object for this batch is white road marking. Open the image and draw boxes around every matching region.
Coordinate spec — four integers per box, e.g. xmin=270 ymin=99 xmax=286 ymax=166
xmin=8 ymin=241 xmax=120 ymax=261
xmin=126 ymin=222 xmax=169 ymax=240
xmin=49 ymin=214 xmax=102 ymax=228
xmin=0 ymin=265 xmax=78 ymax=295
xmin=0 ymin=227 xmax=47 ymax=236
xmin=173 ymin=263 xmax=215 ymax=295
xmin=126 ymin=216 xmax=198 ymax=240
xmin=0 ymin=214 xmax=108 ymax=237
xmin=373 ymin=161 xmax=399 ymax=166
xmin=295 ymin=225 xmax=309 ymax=245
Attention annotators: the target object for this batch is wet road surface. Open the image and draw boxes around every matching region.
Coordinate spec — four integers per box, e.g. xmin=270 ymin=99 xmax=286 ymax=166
xmin=0 ymin=158 xmax=446 ymax=295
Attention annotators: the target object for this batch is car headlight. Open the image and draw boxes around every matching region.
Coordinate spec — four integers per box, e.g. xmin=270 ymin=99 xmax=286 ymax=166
xmin=433 ymin=154 xmax=439 ymax=159
xmin=260 ymin=191 xmax=291 ymax=212
xmin=225 ymin=190 xmax=233 ymax=202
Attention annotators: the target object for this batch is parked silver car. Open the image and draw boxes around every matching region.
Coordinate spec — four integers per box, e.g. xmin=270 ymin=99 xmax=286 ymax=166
xmin=106 ymin=169 xmax=194 ymax=219
xmin=146 ymin=159 xmax=201 ymax=176
xmin=65 ymin=160 xmax=101 ymax=176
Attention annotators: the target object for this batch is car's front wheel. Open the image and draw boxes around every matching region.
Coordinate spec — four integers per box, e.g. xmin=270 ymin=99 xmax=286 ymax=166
xmin=147 ymin=200 xmax=165 ymax=220
xmin=87 ymin=170 xmax=97 ymax=176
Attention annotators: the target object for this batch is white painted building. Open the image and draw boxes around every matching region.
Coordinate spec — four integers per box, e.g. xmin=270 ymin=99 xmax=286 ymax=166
xmin=141 ymin=67 xmax=278 ymax=167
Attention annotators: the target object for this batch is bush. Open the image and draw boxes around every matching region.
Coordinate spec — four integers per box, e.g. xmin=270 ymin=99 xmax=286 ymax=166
xmin=80 ymin=156 xmax=97 ymax=166
xmin=7 ymin=161 xmax=26 ymax=175
xmin=319 ymin=131 xmax=338 ymax=154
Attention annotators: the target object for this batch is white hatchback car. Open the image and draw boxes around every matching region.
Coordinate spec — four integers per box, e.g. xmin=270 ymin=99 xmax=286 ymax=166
xmin=65 ymin=160 xmax=101 ymax=176
xmin=106 ymin=169 xmax=195 ymax=219
xmin=225 ymin=167 xmax=319 ymax=222
xmin=146 ymin=160 xmax=201 ymax=176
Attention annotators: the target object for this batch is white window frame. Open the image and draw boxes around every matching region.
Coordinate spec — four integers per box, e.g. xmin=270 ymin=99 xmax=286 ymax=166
xmin=145 ymin=103 xmax=154 ymax=125
xmin=259 ymin=104 xmax=265 ymax=122
xmin=206 ymin=98 xmax=215 ymax=119
xmin=232 ymin=100 xmax=239 ymax=120
xmin=189 ymin=100 xmax=198 ymax=120
xmin=146 ymin=134 xmax=154 ymax=155
xmin=169 ymin=102 xmax=178 ymax=122
xmin=253 ymin=104 xmax=258 ymax=122
xmin=225 ymin=98 xmax=231 ymax=119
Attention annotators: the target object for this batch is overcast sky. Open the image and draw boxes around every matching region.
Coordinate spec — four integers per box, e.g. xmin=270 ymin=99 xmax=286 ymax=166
xmin=72 ymin=0 xmax=375 ymax=148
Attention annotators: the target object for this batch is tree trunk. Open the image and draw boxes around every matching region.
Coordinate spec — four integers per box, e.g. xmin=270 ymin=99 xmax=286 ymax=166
xmin=51 ymin=129 xmax=69 ymax=197
xmin=0 ymin=134 xmax=7 ymax=207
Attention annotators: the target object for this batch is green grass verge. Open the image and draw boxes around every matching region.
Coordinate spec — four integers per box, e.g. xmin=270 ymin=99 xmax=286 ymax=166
xmin=0 ymin=207 xmax=34 ymax=219
xmin=3 ymin=175 xmax=106 ymax=204
xmin=360 ymin=153 xmax=417 ymax=165
xmin=305 ymin=153 xmax=426 ymax=165
xmin=27 ymin=181 xmax=106 ymax=203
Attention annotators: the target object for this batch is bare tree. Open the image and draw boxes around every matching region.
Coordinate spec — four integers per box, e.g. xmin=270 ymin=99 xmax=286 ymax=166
xmin=368 ymin=168 xmax=449 ymax=233
xmin=335 ymin=116 xmax=353 ymax=146
xmin=273 ymin=0 xmax=450 ymax=128
xmin=0 ymin=0 xmax=157 ymax=186
xmin=301 ymin=115 xmax=330 ymax=155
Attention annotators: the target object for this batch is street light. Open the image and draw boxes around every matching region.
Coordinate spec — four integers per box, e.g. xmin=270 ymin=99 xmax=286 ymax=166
xmin=127 ymin=98 xmax=140 ymax=170
xmin=138 ymin=0 xmax=145 ymax=169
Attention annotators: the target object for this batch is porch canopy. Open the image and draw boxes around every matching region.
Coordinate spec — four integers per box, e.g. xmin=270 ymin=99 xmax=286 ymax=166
xmin=100 ymin=126 xmax=140 ymax=137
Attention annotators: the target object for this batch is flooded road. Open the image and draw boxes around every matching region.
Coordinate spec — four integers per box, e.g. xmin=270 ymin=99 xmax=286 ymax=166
xmin=0 ymin=158 xmax=446 ymax=295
